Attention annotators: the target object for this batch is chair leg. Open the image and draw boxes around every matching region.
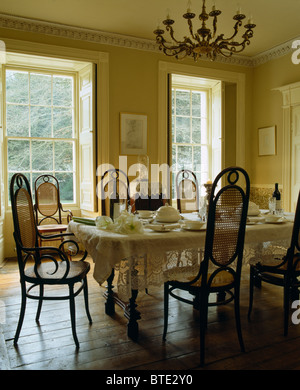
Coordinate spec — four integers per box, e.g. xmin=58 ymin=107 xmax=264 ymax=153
xmin=36 ymin=284 xmax=44 ymax=323
xmin=234 ymin=288 xmax=245 ymax=352
xmin=283 ymin=281 xmax=290 ymax=336
xmin=163 ymin=283 xmax=169 ymax=341
xmin=199 ymin=292 xmax=208 ymax=367
xmin=83 ymin=277 xmax=92 ymax=324
xmin=69 ymin=283 xmax=79 ymax=349
xmin=14 ymin=282 xmax=27 ymax=345
xmin=248 ymin=266 xmax=255 ymax=320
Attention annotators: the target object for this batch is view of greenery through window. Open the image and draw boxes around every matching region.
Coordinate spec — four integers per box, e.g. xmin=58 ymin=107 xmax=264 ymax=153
xmin=171 ymin=87 xmax=208 ymax=198
xmin=6 ymin=69 xmax=75 ymax=202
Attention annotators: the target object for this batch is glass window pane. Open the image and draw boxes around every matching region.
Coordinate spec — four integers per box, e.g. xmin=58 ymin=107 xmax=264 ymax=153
xmin=200 ymin=146 xmax=209 ymax=172
xmin=55 ymin=141 xmax=73 ymax=171
xmin=172 ymin=144 xmax=176 ymax=170
xmin=6 ymin=70 xmax=29 ymax=104
xmin=176 ymin=116 xmax=190 ymax=143
xmin=177 ymin=145 xmax=192 ymax=170
xmin=53 ymin=108 xmax=73 ymax=138
xmin=56 ymin=172 xmax=74 ymax=202
xmin=6 ymin=105 xmax=29 ymax=137
xmin=31 ymin=106 xmax=52 ymax=137
xmin=30 ymin=73 xmax=52 ymax=105
xmin=53 ymin=76 xmax=73 ymax=107
xmin=193 ymin=146 xmax=201 ymax=171
xmin=32 ymin=140 xmax=53 ymax=171
xmin=8 ymin=140 xmax=30 ymax=171
xmin=192 ymin=92 xmax=201 ymax=117
xmin=201 ymin=118 xmax=208 ymax=144
xmin=192 ymin=118 xmax=201 ymax=144
xmin=176 ymin=90 xmax=190 ymax=116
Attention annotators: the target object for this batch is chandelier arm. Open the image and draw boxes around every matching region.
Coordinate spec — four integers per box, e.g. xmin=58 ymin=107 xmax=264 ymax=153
xmin=217 ymin=37 xmax=251 ymax=56
xmin=165 ymin=25 xmax=183 ymax=45
xmin=214 ymin=20 xmax=243 ymax=44
xmin=187 ymin=18 xmax=199 ymax=42
xmin=212 ymin=15 xmax=218 ymax=37
xmin=162 ymin=45 xmax=190 ymax=60
xmin=156 ymin=35 xmax=189 ymax=56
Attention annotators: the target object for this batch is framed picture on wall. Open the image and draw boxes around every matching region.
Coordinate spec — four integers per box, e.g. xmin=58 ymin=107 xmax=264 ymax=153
xmin=120 ymin=112 xmax=147 ymax=155
xmin=258 ymin=126 xmax=276 ymax=156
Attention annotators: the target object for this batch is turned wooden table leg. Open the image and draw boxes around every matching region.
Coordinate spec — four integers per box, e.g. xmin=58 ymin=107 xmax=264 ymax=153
xmin=125 ymin=289 xmax=141 ymax=340
xmin=104 ymin=269 xmax=115 ymax=315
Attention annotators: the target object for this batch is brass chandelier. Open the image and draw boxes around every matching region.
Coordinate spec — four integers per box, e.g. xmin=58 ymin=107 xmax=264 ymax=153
xmin=153 ymin=0 xmax=256 ymax=61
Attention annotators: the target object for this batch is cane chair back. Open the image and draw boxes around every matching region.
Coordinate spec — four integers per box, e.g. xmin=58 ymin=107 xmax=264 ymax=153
xmin=11 ymin=174 xmax=38 ymax=262
xmin=100 ymin=169 xmax=130 ymax=218
xmin=176 ymin=169 xmax=199 ymax=213
xmin=163 ymin=166 xmax=250 ymax=366
xmin=34 ymin=174 xmax=72 ymax=225
xmin=10 ymin=173 xmax=92 ymax=348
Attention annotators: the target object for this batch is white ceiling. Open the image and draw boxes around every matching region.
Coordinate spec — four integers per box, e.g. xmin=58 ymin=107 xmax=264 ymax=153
xmin=1 ymin=0 xmax=300 ymax=57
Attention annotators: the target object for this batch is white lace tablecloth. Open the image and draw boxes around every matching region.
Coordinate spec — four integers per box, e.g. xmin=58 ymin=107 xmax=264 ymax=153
xmin=68 ymin=218 xmax=294 ymax=300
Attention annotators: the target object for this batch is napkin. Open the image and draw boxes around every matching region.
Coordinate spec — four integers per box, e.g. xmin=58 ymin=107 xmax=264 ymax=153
xmin=72 ymin=217 xmax=96 ymax=226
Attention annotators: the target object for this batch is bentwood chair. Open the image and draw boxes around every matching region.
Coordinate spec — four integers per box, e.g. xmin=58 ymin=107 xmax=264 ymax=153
xmin=10 ymin=173 xmax=92 ymax=348
xmin=248 ymin=190 xmax=300 ymax=336
xmin=176 ymin=169 xmax=199 ymax=213
xmin=100 ymin=169 xmax=130 ymax=218
xmin=163 ymin=166 xmax=250 ymax=366
xmin=34 ymin=174 xmax=73 ymax=243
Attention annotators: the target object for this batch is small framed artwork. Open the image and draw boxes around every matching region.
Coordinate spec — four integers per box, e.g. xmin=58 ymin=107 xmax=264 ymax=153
xmin=120 ymin=112 xmax=147 ymax=155
xmin=258 ymin=126 xmax=276 ymax=156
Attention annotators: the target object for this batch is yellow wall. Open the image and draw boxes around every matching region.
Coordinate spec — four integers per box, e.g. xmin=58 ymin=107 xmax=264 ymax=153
xmin=251 ymin=54 xmax=300 ymax=185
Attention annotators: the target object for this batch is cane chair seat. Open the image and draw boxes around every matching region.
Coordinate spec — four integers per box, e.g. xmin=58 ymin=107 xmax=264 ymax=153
xmin=24 ymin=261 xmax=90 ymax=284
xmin=37 ymin=224 xmax=68 ymax=234
xmin=167 ymin=266 xmax=235 ymax=288
xmin=188 ymin=270 xmax=235 ymax=288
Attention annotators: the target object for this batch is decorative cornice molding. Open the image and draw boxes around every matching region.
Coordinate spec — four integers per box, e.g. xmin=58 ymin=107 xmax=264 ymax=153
xmin=0 ymin=13 xmax=296 ymax=68
xmin=252 ymin=38 xmax=298 ymax=67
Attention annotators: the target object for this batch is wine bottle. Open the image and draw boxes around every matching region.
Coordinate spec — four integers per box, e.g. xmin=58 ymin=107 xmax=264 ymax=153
xmin=272 ymin=183 xmax=281 ymax=210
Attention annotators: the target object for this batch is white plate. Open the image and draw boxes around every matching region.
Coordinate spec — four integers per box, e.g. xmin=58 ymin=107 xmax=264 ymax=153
xmin=181 ymin=225 xmax=206 ymax=231
xmin=145 ymin=223 xmax=180 ymax=232
xmin=265 ymin=217 xmax=286 ymax=224
xmin=247 ymin=215 xmax=265 ymax=224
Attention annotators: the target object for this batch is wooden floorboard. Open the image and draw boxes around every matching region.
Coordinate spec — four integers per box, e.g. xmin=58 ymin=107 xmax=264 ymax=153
xmin=1 ymin=256 xmax=300 ymax=371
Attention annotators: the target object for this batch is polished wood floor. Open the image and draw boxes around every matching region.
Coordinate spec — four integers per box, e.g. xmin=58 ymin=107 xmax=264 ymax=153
xmin=1 ymin=256 xmax=300 ymax=371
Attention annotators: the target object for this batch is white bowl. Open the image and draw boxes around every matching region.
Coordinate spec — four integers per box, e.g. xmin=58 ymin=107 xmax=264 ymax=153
xmin=155 ymin=203 xmax=181 ymax=223
xmin=137 ymin=210 xmax=154 ymax=218
xmin=182 ymin=220 xmax=206 ymax=230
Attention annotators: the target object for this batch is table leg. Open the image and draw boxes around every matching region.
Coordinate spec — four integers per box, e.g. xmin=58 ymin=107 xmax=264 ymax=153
xmin=103 ymin=271 xmax=141 ymax=340
xmin=104 ymin=269 xmax=115 ymax=315
xmin=124 ymin=289 xmax=141 ymax=340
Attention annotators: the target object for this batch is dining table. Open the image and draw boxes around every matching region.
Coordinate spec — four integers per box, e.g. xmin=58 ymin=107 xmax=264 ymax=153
xmin=67 ymin=212 xmax=294 ymax=339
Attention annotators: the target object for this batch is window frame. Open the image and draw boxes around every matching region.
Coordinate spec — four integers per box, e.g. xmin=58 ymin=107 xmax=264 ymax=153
xmin=170 ymin=82 xmax=211 ymax=199
xmin=3 ymin=64 xmax=79 ymax=209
